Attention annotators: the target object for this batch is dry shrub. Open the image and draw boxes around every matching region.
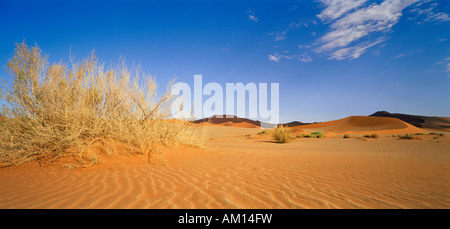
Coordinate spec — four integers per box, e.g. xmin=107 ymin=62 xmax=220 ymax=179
xmin=0 ymin=41 xmax=203 ymax=167
xmin=272 ymin=125 xmax=294 ymax=143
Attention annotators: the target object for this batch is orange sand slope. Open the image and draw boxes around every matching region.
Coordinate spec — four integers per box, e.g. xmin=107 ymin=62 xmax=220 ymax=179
xmin=292 ymin=116 xmax=427 ymax=135
xmin=195 ymin=120 xmax=260 ymax=128
xmin=0 ymin=125 xmax=449 ymax=209
xmin=192 ymin=115 xmax=264 ymax=128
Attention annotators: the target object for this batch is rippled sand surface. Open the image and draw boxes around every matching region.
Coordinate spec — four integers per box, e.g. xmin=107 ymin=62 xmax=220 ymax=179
xmin=1 ymin=126 xmax=449 ymax=209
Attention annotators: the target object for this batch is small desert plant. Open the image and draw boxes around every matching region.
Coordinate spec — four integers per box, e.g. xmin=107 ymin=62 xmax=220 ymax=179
xmin=433 ymin=136 xmax=440 ymax=139
xmin=343 ymin=134 xmax=350 ymax=138
xmin=311 ymin=131 xmax=326 ymax=138
xmin=398 ymin=134 xmax=414 ymax=140
xmin=363 ymin=134 xmax=378 ymax=139
xmin=257 ymin=130 xmax=269 ymax=135
xmin=0 ymin=41 xmax=203 ymax=167
xmin=429 ymin=132 xmax=444 ymax=137
xmin=297 ymin=132 xmax=326 ymax=138
xmin=271 ymin=125 xmax=293 ymax=143
xmin=415 ymin=133 xmax=425 ymax=135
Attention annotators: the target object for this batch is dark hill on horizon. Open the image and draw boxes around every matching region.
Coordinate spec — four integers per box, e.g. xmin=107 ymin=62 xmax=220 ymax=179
xmin=191 ymin=115 xmax=276 ymax=128
xmin=191 ymin=115 xmax=316 ymax=128
xmin=370 ymin=111 xmax=450 ymax=130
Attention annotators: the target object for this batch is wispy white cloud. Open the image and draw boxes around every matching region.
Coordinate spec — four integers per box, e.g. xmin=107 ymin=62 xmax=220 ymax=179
xmin=268 ymin=0 xmax=448 ymax=63
xmin=444 ymin=57 xmax=450 ymax=72
xmin=436 ymin=56 xmax=450 ymax=76
xmin=315 ymin=0 xmax=420 ymax=60
xmin=426 ymin=12 xmax=450 ymax=22
xmin=249 ymin=15 xmax=258 ymax=22
xmin=317 ymin=0 xmax=368 ymax=21
xmin=268 ymin=51 xmax=313 ymax=63
xmin=269 ymin=22 xmax=304 ymax=41
xmin=298 ymin=52 xmax=313 ymax=63
xmin=394 ymin=49 xmax=423 ymax=59
xmin=409 ymin=1 xmax=450 ymax=23
xmin=328 ymin=37 xmax=386 ymax=60
xmin=268 ymin=52 xmax=313 ymax=63
xmin=298 ymin=44 xmax=311 ymax=49
xmin=268 ymin=54 xmax=280 ymax=62
xmin=395 ymin=53 xmax=407 ymax=58
xmin=246 ymin=10 xmax=258 ymax=22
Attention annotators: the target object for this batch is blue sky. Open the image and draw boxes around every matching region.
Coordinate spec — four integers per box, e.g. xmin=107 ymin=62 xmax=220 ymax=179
xmin=0 ymin=0 xmax=449 ymax=123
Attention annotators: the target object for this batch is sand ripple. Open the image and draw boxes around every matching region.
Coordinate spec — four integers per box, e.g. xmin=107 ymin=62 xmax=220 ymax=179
xmin=1 ymin=133 xmax=449 ymax=209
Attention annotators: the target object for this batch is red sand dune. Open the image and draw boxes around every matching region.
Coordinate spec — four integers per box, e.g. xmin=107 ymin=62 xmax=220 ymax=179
xmin=292 ymin=116 xmax=427 ymax=135
xmin=217 ymin=121 xmax=259 ymax=128
xmin=192 ymin=115 xmax=261 ymax=128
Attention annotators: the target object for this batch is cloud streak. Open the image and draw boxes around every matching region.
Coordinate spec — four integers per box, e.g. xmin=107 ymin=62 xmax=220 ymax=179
xmin=436 ymin=56 xmax=450 ymax=76
xmin=269 ymin=22 xmax=305 ymax=41
xmin=316 ymin=0 xmax=420 ymax=60
xmin=409 ymin=1 xmax=450 ymax=23
xmin=317 ymin=0 xmax=368 ymax=21
xmin=268 ymin=52 xmax=313 ymax=63
xmin=268 ymin=54 xmax=280 ymax=62
xmin=246 ymin=10 xmax=258 ymax=22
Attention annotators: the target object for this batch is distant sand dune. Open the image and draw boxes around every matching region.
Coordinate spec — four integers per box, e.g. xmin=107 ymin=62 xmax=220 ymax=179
xmin=191 ymin=113 xmax=449 ymax=134
xmin=217 ymin=121 xmax=259 ymax=128
xmin=196 ymin=121 xmax=260 ymax=128
xmin=292 ymin=116 xmax=427 ymax=135
xmin=192 ymin=115 xmax=275 ymax=128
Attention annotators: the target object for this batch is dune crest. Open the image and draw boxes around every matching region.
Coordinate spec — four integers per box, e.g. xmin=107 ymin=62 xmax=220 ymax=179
xmin=192 ymin=115 xmax=262 ymax=128
xmin=292 ymin=116 xmax=426 ymax=135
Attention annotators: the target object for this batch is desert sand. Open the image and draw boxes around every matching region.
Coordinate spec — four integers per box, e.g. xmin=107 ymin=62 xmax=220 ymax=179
xmin=0 ymin=117 xmax=449 ymax=209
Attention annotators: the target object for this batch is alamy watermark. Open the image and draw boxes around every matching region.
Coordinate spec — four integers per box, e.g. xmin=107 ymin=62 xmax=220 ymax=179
xmin=171 ymin=75 xmax=279 ymax=127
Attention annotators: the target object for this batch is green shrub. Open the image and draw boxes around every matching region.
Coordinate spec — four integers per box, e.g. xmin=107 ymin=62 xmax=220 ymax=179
xmin=297 ymin=132 xmax=327 ymax=138
xmin=429 ymin=132 xmax=444 ymax=136
xmin=311 ymin=132 xmax=326 ymax=138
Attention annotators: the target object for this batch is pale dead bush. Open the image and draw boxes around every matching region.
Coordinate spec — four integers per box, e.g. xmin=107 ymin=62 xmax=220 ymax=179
xmin=271 ymin=125 xmax=294 ymax=143
xmin=0 ymin=41 xmax=203 ymax=167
